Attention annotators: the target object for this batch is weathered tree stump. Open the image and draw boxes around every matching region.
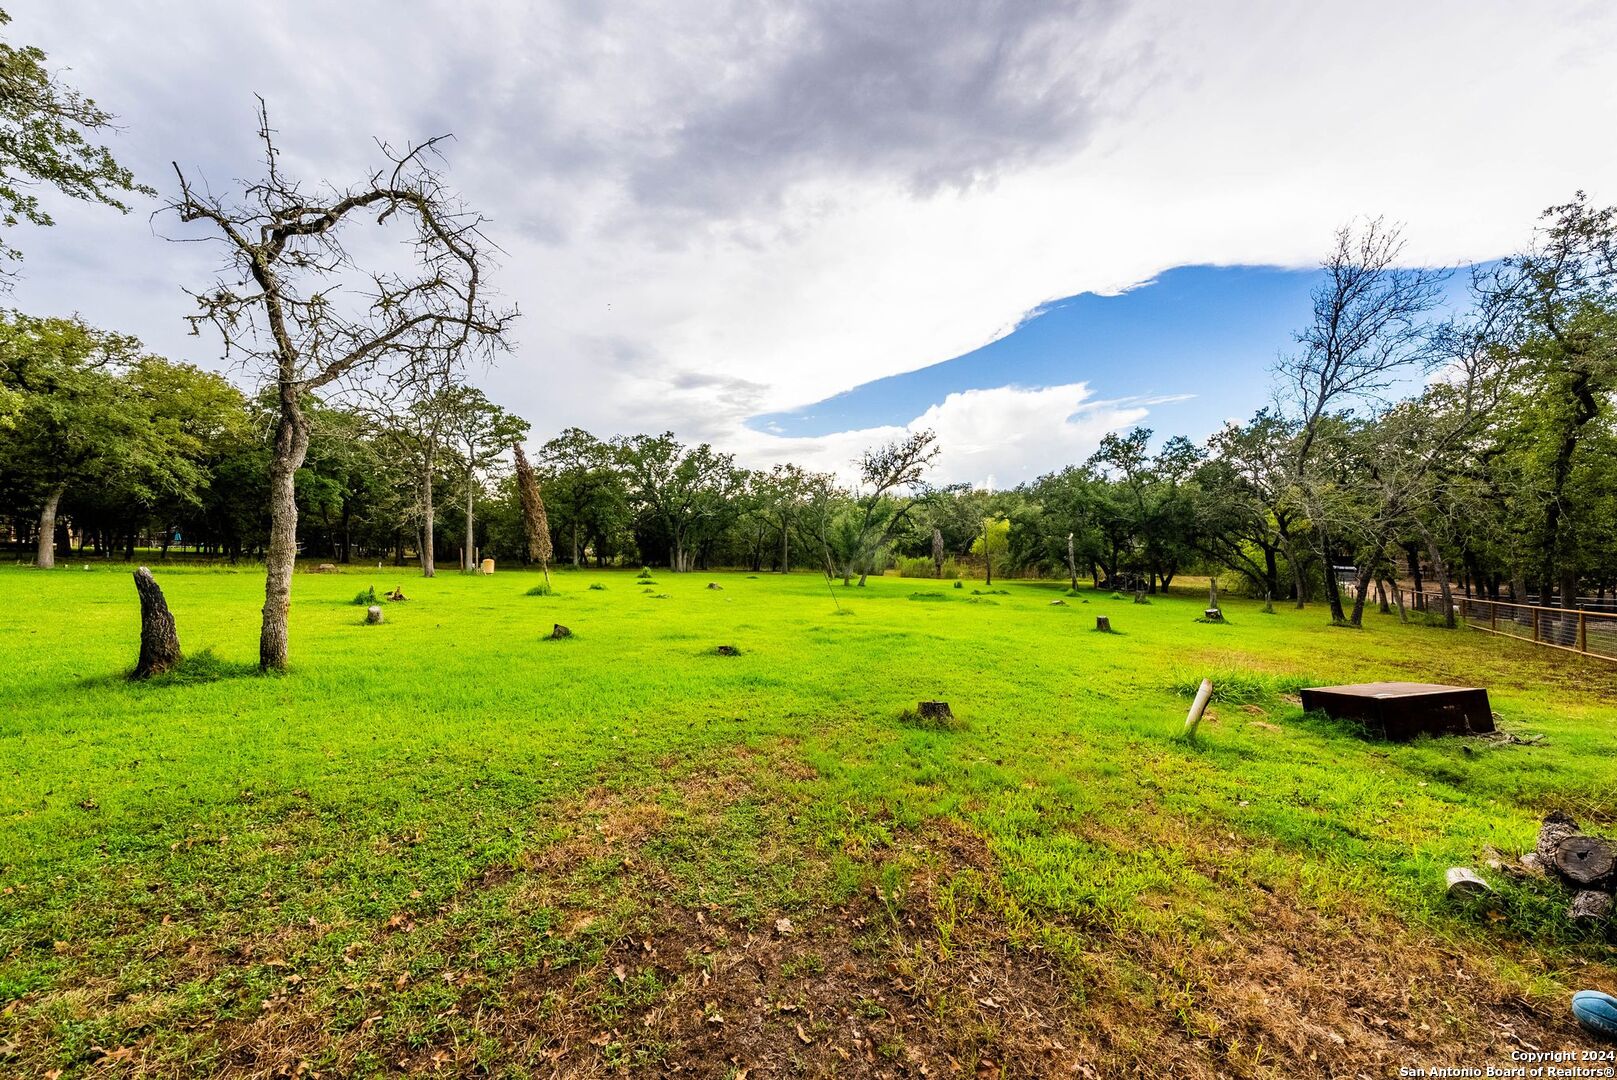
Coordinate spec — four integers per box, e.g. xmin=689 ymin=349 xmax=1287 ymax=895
xmin=1445 ymin=866 xmax=1492 ymax=899
xmin=918 ymin=700 xmax=953 ymax=724
xmin=549 ymin=624 xmax=572 ymax=639
xmin=314 ymin=563 xmax=338 ymax=574
xmin=1555 ymin=835 xmax=1616 ymax=886
xmin=480 ymin=558 xmax=495 ymax=575
xmin=1095 ymin=615 xmax=1112 ymax=632
xmin=707 ymin=582 xmax=723 ymax=590
xmin=132 ymin=567 xmax=181 ymax=679
xmin=1133 ymin=591 xmax=1148 ymax=604
xmin=715 ymin=644 xmax=740 ymax=656
xmin=365 ymin=605 xmax=384 ymax=625
xmin=1537 ymin=810 xmax=1581 ymax=864
xmin=1202 ymin=608 xmax=1224 ymax=622
xmin=1049 ymin=599 xmax=1067 ymax=606
xmin=1570 ymin=890 xmax=1613 ymax=923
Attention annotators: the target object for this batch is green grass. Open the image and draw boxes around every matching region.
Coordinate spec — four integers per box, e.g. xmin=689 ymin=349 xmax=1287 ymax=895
xmin=2 ymin=565 xmax=1615 ymax=1074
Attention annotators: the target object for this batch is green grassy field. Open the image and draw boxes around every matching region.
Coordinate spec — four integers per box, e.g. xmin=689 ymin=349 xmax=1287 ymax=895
xmin=2 ymin=563 xmax=1615 ymax=1077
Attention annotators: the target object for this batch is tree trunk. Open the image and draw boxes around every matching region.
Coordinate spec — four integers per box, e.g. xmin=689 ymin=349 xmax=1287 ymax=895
xmin=261 ymin=403 xmax=311 ymax=671
xmin=132 ymin=566 xmax=182 ymax=679
xmin=1404 ymin=543 xmax=1423 ymax=597
xmin=1285 ymin=540 xmax=1306 ymax=608
xmin=1420 ymin=526 xmax=1457 ymax=629
xmin=1066 ymin=532 xmax=1078 ymax=591
xmin=1320 ymin=532 xmax=1346 ymax=623
xmin=1348 ymin=564 xmax=1374 ymax=627
xmin=419 ymin=456 xmax=436 ymax=578
xmin=35 ymin=483 xmax=65 ymax=569
xmin=780 ymin=522 xmax=791 ymax=573
xmin=464 ymin=468 xmax=476 ymax=572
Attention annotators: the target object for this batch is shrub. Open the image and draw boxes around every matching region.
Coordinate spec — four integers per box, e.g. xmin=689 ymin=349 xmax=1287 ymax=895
xmin=953 ymin=580 xmax=964 ymax=590
xmin=589 ymin=583 xmax=606 ymax=591
xmin=896 ymin=556 xmax=965 ymax=579
xmin=351 ymin=586 xmax=377 ymax=605
xmin=908 ymin=592 xmax=951 ymax=602
xmin=526 ymin=582 xmax=554 ymax=596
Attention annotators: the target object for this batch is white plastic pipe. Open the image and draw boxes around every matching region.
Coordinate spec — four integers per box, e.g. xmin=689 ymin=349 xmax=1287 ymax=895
xmin=1183 ymin=678 xmax=1214 ymax=737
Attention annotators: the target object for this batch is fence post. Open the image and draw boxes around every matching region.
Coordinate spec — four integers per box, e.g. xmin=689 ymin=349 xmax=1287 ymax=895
xmin=1491 ymin=600 xmax=1497 ymax=632
xmin=1533 ymin=608 xmax=1541 ymax=643
xmin=1579 ymin=610 xmax=1588 ymax=653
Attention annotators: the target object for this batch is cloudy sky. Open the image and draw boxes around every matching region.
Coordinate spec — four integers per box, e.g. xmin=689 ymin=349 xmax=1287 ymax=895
xmin=9 ymin=1 xmax=1616 ymax=483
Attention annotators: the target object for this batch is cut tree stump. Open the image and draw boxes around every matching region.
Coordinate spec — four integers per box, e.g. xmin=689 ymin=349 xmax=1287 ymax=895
xmin=1538 ymin=810 xmax=1581 ymax=865
xmin=1555 ymin=835 xmax=1616 ymax=886
xmin=132 ymin=567 xmax=181 ymax=679
xmin=549 ymin=624 xmax=572 ymax=639
xmin=1570 ymin=890 xmax=1613 ymax=922
xmin=1445 ymin=866 xmax=1492 ymax=898
xmin=1202 ymin=608 xmax=1224 ymax=622
xmin=1049 ymin=599 xmax=1067 ymax=606
xmin=1095 ymin=616 xmax=1112 ymax=632
xmin=365 ymin=605 xmax=384 ymax=625
xmin=918 ymin=701 xmax=954 ymax=724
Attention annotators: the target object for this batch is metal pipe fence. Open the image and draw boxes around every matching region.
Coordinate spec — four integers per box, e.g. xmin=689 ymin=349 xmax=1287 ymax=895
xmin=1397 ymin=591 xmax=1617 ymax=662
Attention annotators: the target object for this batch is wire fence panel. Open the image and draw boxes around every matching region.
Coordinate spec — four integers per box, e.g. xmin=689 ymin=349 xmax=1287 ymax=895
xmin=1402 ymin=592 xmax=1617 ymax=662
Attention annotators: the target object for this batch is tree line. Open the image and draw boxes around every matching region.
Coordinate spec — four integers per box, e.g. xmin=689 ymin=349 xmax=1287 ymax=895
xmin=6 ymin=193 xmax=1615 ymax=638
xmin=2 ymin=10 xmax=1614 ymax=670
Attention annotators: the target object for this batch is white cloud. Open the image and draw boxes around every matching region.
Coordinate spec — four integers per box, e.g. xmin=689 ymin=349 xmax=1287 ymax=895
xmin=727 ymin=382 xmax=1164 ymax=485
xmin=6 ymin=1 xmax=1616 ymax=484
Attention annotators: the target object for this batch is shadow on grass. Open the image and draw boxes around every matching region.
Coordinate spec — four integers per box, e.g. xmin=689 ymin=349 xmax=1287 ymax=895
xmin=80 ymin=648 xmax=265 ymax=689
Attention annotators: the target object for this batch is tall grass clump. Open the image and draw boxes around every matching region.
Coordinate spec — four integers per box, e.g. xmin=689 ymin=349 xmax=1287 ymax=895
xmin=1167 ymin=667 xmax=1315 ymax=705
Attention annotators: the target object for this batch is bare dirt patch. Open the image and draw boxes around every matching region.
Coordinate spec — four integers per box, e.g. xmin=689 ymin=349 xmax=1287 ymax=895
xmin=12 ymin=744 xmax=1612 ymax=1079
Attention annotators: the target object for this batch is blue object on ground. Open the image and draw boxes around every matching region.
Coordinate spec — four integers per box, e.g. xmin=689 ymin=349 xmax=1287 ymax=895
xmin=1573 ymin=990 xmax=1617 ymax=1040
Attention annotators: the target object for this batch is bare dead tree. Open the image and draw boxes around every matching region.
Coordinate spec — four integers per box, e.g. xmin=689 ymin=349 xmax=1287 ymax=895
xmin=1277 ymin=218 xmax=1446 ymax=624
xmin=167 ymin=99 xmax=514 ymax=670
